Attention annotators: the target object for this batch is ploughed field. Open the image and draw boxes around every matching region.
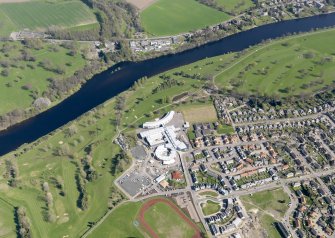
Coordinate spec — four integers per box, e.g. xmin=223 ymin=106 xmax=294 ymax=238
xmin=0 ymin=0 xmax=97 ymax=36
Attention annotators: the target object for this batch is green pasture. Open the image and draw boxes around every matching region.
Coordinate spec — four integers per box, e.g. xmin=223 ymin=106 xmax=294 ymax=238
xmin=140 ymin=0 xmax=231 ymax=36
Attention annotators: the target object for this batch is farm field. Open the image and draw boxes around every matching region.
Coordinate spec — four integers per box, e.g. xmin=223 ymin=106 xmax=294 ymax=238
xmin=241 ymin=188 xmax=290 ymax=238
xmin=140 ymin=0 xmax=231 ymax=36
xmin=216 ymin=0 xmax=255 ymax=14
xmin=0 ymin=0 xmax=97 ymax=36
xmin=0 ymin=41 xmax=88 ymax=115
xmin=201 ymin=200 xmax=221 ymax=216
xmin=126 ymin=0 xmax=157 ymax=10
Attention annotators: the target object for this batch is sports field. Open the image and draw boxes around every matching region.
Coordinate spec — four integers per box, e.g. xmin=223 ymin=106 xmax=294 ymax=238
xmin=87 ymin=202 xmax=145 ymax=238
xmin=180 ymin=103 xmax=218 ymax=123
xmin=140 ymin=0 xmax=231 ymax=36
xmin=140 ymin=198 xmax=201 ymax=238
xmin=0 ymin=0 xmax=97 ymax=36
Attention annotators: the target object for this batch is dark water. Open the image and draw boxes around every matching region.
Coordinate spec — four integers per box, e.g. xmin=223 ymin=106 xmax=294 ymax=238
xmin=1 ymin=13 xmax=335 ymax=156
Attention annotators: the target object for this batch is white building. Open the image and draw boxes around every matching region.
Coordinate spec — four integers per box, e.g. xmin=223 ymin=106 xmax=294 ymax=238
xmin=143 ymin=111 xmax=175 ymax=129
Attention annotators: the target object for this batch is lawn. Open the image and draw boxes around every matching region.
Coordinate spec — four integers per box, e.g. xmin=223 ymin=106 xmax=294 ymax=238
xmin=216 ymin=0 xmax=255 ymax=14
xmin=216 ymin=124 xmax=234 ymax=134
xmin=0 ymin=0 xmax=97 ymax=36
xmin=143 ymin=201 xmax=196 ymax=238
xmin=201 ymin=200 xmax=221 ymax=216
xmin=215 ymin=28 xmax=335 ymax=98
xmin=0 ymin=41 xmax=88 ymax=115
xmin=199 ymin=190 xmax=219 ymax=197
xmin=140 ymin=0 xmax=231 ymax=36
xmin=87 ymin=202 xmax=145 ymax=238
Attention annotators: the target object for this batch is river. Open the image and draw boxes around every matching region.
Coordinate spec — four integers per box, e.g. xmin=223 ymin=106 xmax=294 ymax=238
xmin=1 ymin=13 xmax=335 ymax=156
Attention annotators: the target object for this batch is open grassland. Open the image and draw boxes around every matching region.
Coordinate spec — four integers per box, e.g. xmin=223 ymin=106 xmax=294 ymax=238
xmin=241 ymin=188 xmax=290 ymax=238
xmin=216 ymin=0 xmax=255 ymax=14
xmin=180 ymin=103 xmax=218 ymax=123
xmin=87 ymin=202 xmax=145 ymax=238
xmin=0 ymin=0 xmax=97 ymax=36
xmin=241 ymin=188 xmax=290 ymax=217
xmin=140 ymin=0 xmax=231 ymax=36
xmin=201 ymin=200 xmax=221 ymax=216
xmin=215 ymin=28 xmax=335 ymax=98
xmin=0 ymin=41 xmax=88 ymax=115
xmin=142 ymin=200 xmax=197 ymax=238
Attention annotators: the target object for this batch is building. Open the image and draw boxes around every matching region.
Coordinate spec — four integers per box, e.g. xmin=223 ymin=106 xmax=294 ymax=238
xmin=275 ymin=222 xmax=291 ymax=238
xmin=143 ymin=111 xmax=175 ymax=129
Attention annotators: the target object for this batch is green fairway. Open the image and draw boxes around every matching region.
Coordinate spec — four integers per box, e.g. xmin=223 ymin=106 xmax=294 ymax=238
xmin=0 ymin=0 xmax=97 ymax=36
xmin=0 ymin=41 xmax=88 ymax=115
xmin=0 ymin=199 xmax=15 ymax=238
xmin=140 ymin=0 xmax=231 ymax=36
xmin=87 ymin=202 xmax=144 ymax=238
xmin=216 ymin=0 xmax=255 ymax=14
xmin=144 ymin=201 xmax=196 ymax=238
xmin=201 ymin=200 xmax=221 ymax=216
xmin=215 ymin=28 xmax=335 ymax=98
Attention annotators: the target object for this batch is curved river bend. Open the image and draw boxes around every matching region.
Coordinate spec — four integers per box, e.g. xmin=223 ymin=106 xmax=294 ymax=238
xmin=2 ymin=13 xmax=335 ymax=156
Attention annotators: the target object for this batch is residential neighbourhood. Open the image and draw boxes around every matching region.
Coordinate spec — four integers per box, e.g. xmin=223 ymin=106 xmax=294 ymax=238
xmin=113 ymin=86 xmax=335 ymax=237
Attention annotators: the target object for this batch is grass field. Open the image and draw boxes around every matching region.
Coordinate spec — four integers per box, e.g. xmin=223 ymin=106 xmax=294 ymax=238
xmin=0 ymin=41 xmax=88 ymax=115
xmin=87 ymin=202 xmax=144 ymax=238
xmin=201 ymin=200 xmax=221 ymax=216
xmin=215 ymin=28 xmax=335 ymax=98
xmin=0 ymin=0 xmax=97 ymax=36
xmin=216 ymin=0 xmax=255 ymax=14
xmin=143 ymin=201 xmax=196 ymax=238
xmin=241 ymin=188 xmax=290 ymax=238
xmin=140 ymin=0 xmax=231 ymax=36
xmin=199 ymin=191 xmax=219 ymax=197
xmin=180 ymin=103 xmax=218 ymax=123
xmin=216 ymin=124 xmax=234 ymax=134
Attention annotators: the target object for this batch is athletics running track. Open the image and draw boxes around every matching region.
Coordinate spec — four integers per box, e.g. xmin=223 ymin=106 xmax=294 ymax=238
xmin=137 ymin=197 xmax=202 ymax=238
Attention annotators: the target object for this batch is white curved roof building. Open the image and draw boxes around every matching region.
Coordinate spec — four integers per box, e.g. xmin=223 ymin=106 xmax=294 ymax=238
xmin=143 ymin=111 xmax=175 ymax=129
xmin=154 ymin=145 xmax=176 ymax=165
